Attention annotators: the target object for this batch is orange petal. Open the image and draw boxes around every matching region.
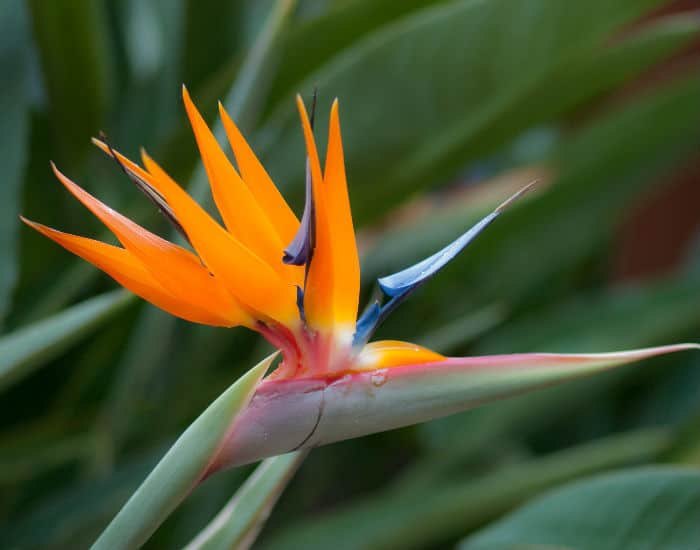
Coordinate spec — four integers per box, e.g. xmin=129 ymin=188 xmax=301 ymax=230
xmin=140 ymin=151 xmax=298 ymax=324
xmin=295 ymin=95 xmax=335 ymax=328
xmin=50 ymin=164 xmax=245 ymax=323
xmin=323 ymin=99 xmax=360 ymax=326
xmin=218 ymin=102 xmax=300 ymax=244
xmin=22 ymin=218 xmax=241 ymax=326
xmin=354 ymin=340 xmax=446 ymax=371
xmin=182 ymin=87 xmax=295 ymax=282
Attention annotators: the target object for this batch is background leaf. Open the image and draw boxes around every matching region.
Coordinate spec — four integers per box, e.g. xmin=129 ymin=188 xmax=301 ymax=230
xmin=185 ymin=451 xmax=306 ymax=550
xmin=264 ymin=430 xmax=674 ymax=550
xmin=0 ymin=0 xmax=32 ymax=327
xmin=27 ymin=0 xmax=112 ymax=168
xmin=0 ymin=290 xmax=131 ymax=392
xmin=458 ymin=467 xmax=700 ymax=550
xmin=92 ymin=354 xmax=274 ymax=550
xmin=258 ymin=0 xmax=669 ymax=219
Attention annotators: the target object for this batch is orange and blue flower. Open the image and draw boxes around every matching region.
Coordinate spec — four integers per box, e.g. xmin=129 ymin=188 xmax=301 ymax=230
xmin=23 ymin=89 xmax=698 ymax=468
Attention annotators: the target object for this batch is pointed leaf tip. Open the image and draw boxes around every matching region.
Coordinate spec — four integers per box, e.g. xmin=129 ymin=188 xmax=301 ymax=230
xmin=495 ymin=179 xmax=538 ymax=213
xmin=92 ymin=353 xmax=276 ymax=550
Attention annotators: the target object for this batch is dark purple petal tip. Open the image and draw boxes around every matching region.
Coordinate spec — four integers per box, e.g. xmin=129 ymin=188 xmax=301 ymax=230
xmin=283 ymin=162 xmax=315 ymax=266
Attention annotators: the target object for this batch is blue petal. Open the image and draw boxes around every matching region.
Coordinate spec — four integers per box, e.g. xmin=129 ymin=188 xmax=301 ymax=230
xmin=352 ymin=209 xmax=497 ymax=347
xmin=378 ymin=181 xmax=537 ymax=298
xmin=292 ymin=287 xmax=304 ymax=325
xmin=353 ymin=182 xmax=537 ymax=344
xmin=377 ymin=210 xmax=499 ymax=297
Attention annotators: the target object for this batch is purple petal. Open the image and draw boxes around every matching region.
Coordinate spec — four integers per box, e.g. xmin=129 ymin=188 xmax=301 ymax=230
xmin=283 ymin=159 xmax=315 ymax=266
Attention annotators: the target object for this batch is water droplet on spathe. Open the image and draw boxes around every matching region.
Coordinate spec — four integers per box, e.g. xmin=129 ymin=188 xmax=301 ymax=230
xmin=370 ymin=370 xmax=388 ymax=387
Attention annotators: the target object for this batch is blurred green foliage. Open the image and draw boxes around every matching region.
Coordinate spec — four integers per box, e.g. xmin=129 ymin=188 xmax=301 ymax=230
xmin=1 ymin=0 xmax=700 ymax=548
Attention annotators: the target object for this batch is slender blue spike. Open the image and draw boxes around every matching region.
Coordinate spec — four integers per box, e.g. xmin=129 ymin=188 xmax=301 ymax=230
xmin=354 ymin=181 xmax=537 ymax=344
xmin=378 ymin=210 xmax=499 ymax=297
xmin=295 ymin=286 xmax=306 ymax=324
xmin=378 ymin=181 xmax=537 ymax=299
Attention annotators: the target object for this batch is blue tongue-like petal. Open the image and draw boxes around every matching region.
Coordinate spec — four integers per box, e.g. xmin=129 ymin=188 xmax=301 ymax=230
xmin=353 ymin=181 xmax=536 ymax=346
xmin=377 ymin=210 xmax=499 ymax=298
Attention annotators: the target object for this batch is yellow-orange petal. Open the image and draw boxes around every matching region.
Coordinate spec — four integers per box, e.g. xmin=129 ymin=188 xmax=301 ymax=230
xmin=22 ymin=218 xmax=241 ymax=326
xmin=182 ymin=87 xmax=295 ymax=282
xmin=50 ymin=164 xmax=245 ymax=323
xmin=295 ymin=95 xmax=335 ymax=328
xmin=324 ymin=99 xmax=360 ymax=325
xmin=353 ymin=340 xmax=446 ymax=371
xmin=140 ymin=151 xmax=298 ymax=324
xmin=218 ymin=102 xmax=300 ymax=244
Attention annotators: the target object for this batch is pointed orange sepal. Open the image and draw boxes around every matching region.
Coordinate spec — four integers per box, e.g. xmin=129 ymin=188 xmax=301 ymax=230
xmin=323 ymin=99 xmax=360 ymax=326
xmin=182 ymin=87 xmax=297 ymax=284
xmin=22 ymin=218 xmax=242 ymax=326
xmin=139 ymin=150 xmax=298 ymax=325
xmin=49 ymin=163 xmax=247 ymax=324
xmin=295 ymin=95 xmax=335 ymax=328
xmin=218 ymin=101 xmax=300 ymax=244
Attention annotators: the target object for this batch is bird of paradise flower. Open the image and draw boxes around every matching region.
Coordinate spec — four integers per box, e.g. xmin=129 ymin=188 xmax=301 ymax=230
xmin=23 ymin=88 xmax=698 ymax=548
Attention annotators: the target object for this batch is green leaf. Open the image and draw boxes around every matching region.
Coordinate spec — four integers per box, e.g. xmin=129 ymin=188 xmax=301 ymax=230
xmin=186 ymin=451 xmax=306 ymax=550
xmin=259 ymin=0 xmax=668 ymax=221
xmin=181 ymin=0 xmax=246 ymax=90
xmin=0 ymin=0 xmax=31 ymax=326
xmin=264 ymin=430 xmax=672 ymax=550
xmin=265 ymin=0 xmax=450 ymax=109
xmin=27 ymin=0 xmax=113 ymax=167
xmin=0 ymin=425 xmax=97 ymax=485
xmin=459 ymin=467 xmax=700 ymax=550
xmin=92 ymin=353 xmax=274 ymax=550
xmin=478 ymin=276 xmax=700 ymax=354
xmin=0 ymin=290 xmax=132 ymax=392
xmin=2 ymin=447 xmax=164 ymax=549
xmin=220 ymin=0 xmax=299 ymax=136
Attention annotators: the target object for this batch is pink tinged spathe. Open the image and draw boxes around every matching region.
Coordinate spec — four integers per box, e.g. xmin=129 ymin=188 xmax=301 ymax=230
xmin=206 ymin=343 xmax=699 ymax=472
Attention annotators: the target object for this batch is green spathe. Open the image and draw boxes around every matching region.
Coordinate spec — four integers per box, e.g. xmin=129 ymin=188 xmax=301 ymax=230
xmin=211 ymin=344 xmax=699 ymax=469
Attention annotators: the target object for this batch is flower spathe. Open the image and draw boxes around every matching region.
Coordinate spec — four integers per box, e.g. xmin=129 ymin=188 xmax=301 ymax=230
xmin=24 ymin=89 xmax=699 ymax=460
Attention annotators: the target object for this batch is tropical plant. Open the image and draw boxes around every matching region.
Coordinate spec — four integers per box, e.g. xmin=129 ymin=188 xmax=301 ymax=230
xmin=2 ymin=1 xmax=700 ymax=549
